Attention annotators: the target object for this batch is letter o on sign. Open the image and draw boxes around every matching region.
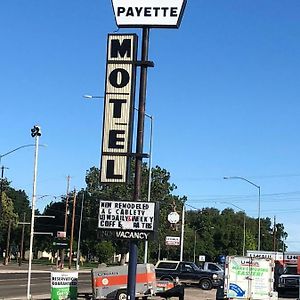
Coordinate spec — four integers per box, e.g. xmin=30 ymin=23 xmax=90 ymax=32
xmin=109 ymin=68 xmax=130 ymax=88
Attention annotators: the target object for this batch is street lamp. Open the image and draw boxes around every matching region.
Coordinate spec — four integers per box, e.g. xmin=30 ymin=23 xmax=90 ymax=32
xmin=216 ymin=201 xmax=246 ymax=256
xmin=224 ymin=176 xmax=261 ymax=251
xmin=27 ymin=125 xmax=42 ymax=300
xmin=0 ymin=144 xmax=46 ymax=217
xmin=83 ymin=94 xmax=154 ymax=263
xmin=143 ymin=112 xmax=153 ymax=263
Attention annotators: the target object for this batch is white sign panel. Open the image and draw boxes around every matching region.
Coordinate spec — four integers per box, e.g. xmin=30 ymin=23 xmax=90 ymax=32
xmin=111 ymin=0 xmax=187 ymax=28
xmin=56 ymin=231 xmax=66 ymax=238
xmin=100 ymin=34 xmax=137 ymax=183
xmin=247 ymin=250 xmax=283 ymax=262
xmin=167 ymin=211 xmax=180 ymax=224
xmin=98 ymin=200 xmax=156 ymax=231
xmin=165 ymin=236 xmax=180 ymax=246
xmin=198 ymin=255 xmax=205 ymax=262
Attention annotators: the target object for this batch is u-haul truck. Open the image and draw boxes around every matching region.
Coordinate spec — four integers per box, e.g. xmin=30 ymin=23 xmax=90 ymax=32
xmin=221 ymin=256 xmax=278 ymax=300
xmin=91 ymin=264 xmax=157 ymax=300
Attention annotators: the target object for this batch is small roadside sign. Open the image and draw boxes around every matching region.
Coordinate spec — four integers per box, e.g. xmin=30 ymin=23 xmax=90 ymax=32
xmin=51 ymin=272 xmax=78 ymax=300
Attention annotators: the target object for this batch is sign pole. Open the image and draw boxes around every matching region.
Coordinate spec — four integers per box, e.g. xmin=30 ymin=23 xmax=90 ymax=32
xmin=127 ymin=27 xmax=150 ymax=300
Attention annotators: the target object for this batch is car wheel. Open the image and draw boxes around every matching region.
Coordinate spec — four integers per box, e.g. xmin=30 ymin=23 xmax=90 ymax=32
xmin=199 ymin=278 xmax=213 ymax=290
xmin=115 ymin=290 xmax=127 ymax=300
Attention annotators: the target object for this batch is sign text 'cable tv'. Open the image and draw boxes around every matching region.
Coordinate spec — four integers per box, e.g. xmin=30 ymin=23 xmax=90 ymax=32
xmin=98 ymin=200 xmax=157 ymax=240
xmin=100 ymin=34 xmax=138 ymax=183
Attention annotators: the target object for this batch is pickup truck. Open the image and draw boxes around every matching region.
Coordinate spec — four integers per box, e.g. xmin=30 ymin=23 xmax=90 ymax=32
xmin=155 ymin=260 xmax=222 ymax=290
xmin=277 ymin=265 xmax=300 ymax=294
xmin=200 ymin=262 xmax=224 ymax=277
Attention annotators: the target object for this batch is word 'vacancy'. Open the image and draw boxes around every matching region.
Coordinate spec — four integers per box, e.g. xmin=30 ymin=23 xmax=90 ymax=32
xmin=117 ymin=7 xmax=179 ymax=17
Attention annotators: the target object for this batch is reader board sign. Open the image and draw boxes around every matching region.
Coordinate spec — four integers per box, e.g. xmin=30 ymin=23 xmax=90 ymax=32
xmin=51 ymin=272 xmax=78 ymax=300
xmin=111 ymin=0 xmax=187 ymax=28
xmin=100 ymin=34 xmax=138 ymax=183
xmin=98 ymin=200 xmax=156 ymax=240
xmin=165 ymin=236 xmax=180 ymax=246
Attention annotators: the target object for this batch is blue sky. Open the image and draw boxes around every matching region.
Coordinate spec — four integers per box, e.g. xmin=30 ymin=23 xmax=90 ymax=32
xmin=1 ymin=1 xmax=300 ymax=251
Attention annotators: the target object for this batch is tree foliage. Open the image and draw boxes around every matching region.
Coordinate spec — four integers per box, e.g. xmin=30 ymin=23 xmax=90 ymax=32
xmin=1 ymin=163 xmax=289 ymax=264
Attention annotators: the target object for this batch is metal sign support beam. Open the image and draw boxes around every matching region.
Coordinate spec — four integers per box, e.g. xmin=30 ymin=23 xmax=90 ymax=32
xmin=127 ymin=27 xmax=151 ymax=300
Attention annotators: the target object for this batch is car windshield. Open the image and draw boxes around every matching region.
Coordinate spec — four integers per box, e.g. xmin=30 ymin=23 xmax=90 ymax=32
xmin=284 ymin=266 xmax=297 ymax=275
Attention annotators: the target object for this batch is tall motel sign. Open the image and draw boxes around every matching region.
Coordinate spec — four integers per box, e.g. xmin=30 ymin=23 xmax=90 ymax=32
xmin=98 ymin=1 xmax=187 ymax=300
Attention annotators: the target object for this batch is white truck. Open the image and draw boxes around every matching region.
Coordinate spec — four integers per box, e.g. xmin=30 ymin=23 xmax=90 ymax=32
xmin=217 ymin=256 xmax=278 ymax=300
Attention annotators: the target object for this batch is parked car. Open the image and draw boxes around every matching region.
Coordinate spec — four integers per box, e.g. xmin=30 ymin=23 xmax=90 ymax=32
xmin=155 ymin=260 xmax=222 ymax=290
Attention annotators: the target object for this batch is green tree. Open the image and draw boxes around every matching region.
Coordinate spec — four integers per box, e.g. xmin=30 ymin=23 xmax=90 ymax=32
xmin=95 ymin=241 xmax=115 ymax=264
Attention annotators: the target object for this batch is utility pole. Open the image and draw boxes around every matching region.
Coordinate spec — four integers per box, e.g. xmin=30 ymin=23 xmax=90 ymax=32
xmin=76 ymin=192 xmax=84 ymax=270
xmin=273 ymin=216 xmax=276 ymax=252
xmin=19 ymin=213 xmax=26 ymax=266
xmin=61 ymin=175 xmax=70 ymax=269
xmin=1 ymin=165 xmax=9 ymax=265
xmin=4 ymin=220 xmax=12 ymax=265
xmin=0 ymin=165 xmax=4 ymax=217
xmin=69 ymin=190 xmax=77 ymax=269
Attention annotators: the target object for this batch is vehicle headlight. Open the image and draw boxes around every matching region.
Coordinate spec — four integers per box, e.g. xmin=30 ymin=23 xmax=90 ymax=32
xmin=212 ymin=274 xmax=218 ymax=279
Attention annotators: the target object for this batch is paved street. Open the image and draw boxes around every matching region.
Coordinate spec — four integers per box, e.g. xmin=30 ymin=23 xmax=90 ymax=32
xmin=0 ymin=263 xmax=298 ymax=300
xmin=0 ymin=262 xmax=91 ymax=299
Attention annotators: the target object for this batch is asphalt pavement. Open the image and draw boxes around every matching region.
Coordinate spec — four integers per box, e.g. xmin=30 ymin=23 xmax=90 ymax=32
xmin=0 ymin=262 xmax=297 ymax=300
xmin=0 ymin=261 xmax=92 ymax=299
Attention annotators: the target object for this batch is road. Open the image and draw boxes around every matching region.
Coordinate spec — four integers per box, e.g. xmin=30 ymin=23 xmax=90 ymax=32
xmin=0 ymin=272 xmax=92 ymax=299
xmin=0 ymin=272 xmax=297 ymax=300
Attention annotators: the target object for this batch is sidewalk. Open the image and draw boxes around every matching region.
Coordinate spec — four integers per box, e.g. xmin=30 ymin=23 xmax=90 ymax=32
xmin=0 ymin=261 xmax=91 ymax=273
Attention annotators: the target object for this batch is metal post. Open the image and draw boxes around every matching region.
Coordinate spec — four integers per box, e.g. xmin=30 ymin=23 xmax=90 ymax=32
xmin=223 ymin=177 xmax=260 ymax=251
xmin=144 ymin=114 xmax=153 ymax=264
xmin=19 ymin=213 xmax=26 ymax=266
xmin=127 ymin=27 xmax=150 ymax=300
xmin=258 ymin=186 xmax=261 ymax=251
xmin=4 ymin=220 xmax=12 ymax=265
xmin=76 ymin=193 xmax=84 ymax=270
xmin=61 ymin=175 xmax=70 ymax=269
xmin=180 ymin=204 xmax=185 ymax=261
xmin=1 ymin=165 xmax=9 ymax=265
xmin=27 ymin=128 xmax=40 ymax=300
xmin=242 ymin=212 xmax=246 ymax=256
xmin=0 ymin=165 xmax=4 ymax=218
xmin=69 ymin=190 xmax=77 ymax=269
xmin=193 ymin=230 xmax=197 ymax=263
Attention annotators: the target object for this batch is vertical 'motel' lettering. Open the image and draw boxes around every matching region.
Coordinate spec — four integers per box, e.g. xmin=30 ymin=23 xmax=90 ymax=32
xmin=109 ymin=68 xmax=130 ymax=88
xmin=111 ymin=39 xmax=131 ymax=58
xmin=106 ymin=160 xmax=122 ymax=179
xmin=109 ymin=99 xmax=127 ymax=118
xmin=108 ymin=130 xmax=125 ymax=149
